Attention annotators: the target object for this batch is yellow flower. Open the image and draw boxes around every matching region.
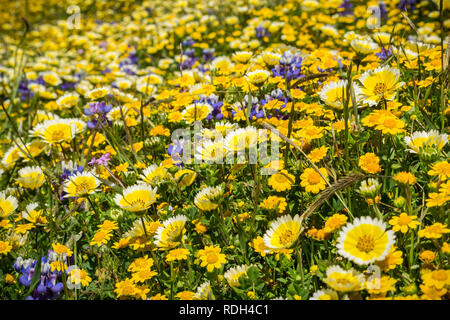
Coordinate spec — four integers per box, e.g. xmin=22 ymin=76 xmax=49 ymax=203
xmin=14 ymin=223 xmax=35 ymax=234
xmin=98 ymin=220 xmax=119 ymax=232
xmin=268 ymin=170 xmax=295 ymax=192
xmin=420 ymin=284 xmax=447 ymax=300
xmin=32 ymin=119 xmax=80 ymax=145
xmin=128 ymin=256 xmax=154 ymax=272
xmin=422 ymin=270 xmax=450 ymax=290
xmin=52 ymin=242 xmax=73 ymax=257
xmin=115 ymin=163 xmax=129 ymax=174
xmin=374 ymin=115 xmax=405 ymax=135
xmin=182 ymin=103 xmax=212 ymax=123
xmin=337 ymin=216 xmax=395 ymax=265
xmin=358 ymin=153 xmax=382 ymax=174
xmin=389 ymin=213 xmax=419 ymax=234
xmin=246 ymin=69 xmax=270 ymax=85
xmin=323 ymin=213 xmax=348 ymax=233
xmin=112 ymin=237 xmax=130 ymax=250
xmin=131 ymin=269 xmax=157 ymax=283
xmin=175 ymin=169 xmax=197 ymax=188
xmin=249 ymin=236 xmax=271 ymax=257
xmin=166 ymin=248 xmax=190 ymax=262
xmin=150 ymin=293 xmax=168 ymax=300
xmin=90 ymin=230 xmax=112 ymax=247
xmin=366 ymin=276 xmax=397 ymax=295
xmin=394 ymin=172 xmax=417 ymax=185
xmin=300 ymin=168 xmax=328 ymax=194
xmin=419 ymin=223 xmax=450 ymax=239
xmin=196 ymin=245 xmax=227 ymax=272
xmin=263 ymin=214 xmax=303 ymax=250
xmin=0 ymin=219 xmax=12 ymax=229
xmin=259 ymin=196 xmax=287 ymax=213
xmin=68 ymin=268 xmax=92 ymax=287
xmin=428 ymin=161 xmax=450 ymax=181
xmin=419 ymin=250 xmax=436 ymax=264
xmin=426 ymin=192 xmax=450 ymax=207
xmin=308 ymin=146 xmax=329 ymax=163
xmin=0 ymin=241 xmax=12 ymax=255
xmin=50 ymin=261 xmax=67 ymax=272
xmin=375 ymin=245 xmax=403 ymax=271
xmin=150 ymin=125 xmax=170 ymax=136
xmin=194 ymin=186 xmax=223 ymax=211
xmin=21 ymin=203 xmax=47 ymax=225
xmin=442 ymin=242 xmax=450 ymax=254
xmin=114 ymin=278 xmax=137 ymax=299
xmin=176 ymin=291 xmax=195 ymax=300
xmin=5 ymin=274 xmax=15 ymax=284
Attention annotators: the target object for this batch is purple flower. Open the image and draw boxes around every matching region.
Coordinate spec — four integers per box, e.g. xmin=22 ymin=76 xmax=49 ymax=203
xmin=89 ymin=153 xmax=111 ymax=166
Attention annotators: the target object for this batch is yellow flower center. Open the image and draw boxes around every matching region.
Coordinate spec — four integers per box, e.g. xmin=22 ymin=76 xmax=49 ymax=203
xmin=356 ymin=235 xmax=375 ymax=253
xmin=75 ymin=181 xmax=92 ymax=194
xmin=51 ymin=130 xmax=65 ymax=141
xmin=398 ymin=215 xmax=411 ymax=225
xmin=308 ymin=172 xmax=321 ymax=185
xmin=279 ymin=229 xmax=296 ymax=246
xmin=206 ymin=253 xmax=219 ymax=264
xmin=374 ymin=83 xmax=386 ymax=95
xmin=382 ymin=118 xmax=396 ymax=128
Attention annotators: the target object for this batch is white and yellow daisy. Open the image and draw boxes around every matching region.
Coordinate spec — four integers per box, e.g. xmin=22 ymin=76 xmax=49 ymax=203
xmin=16 ymin=166 xmax=46 ymax=189
xmin=114 ymin=184 xmax=158 ymax=212
xmin=139 ymin=165 xmax=167 ymax=185
xmin=224 ymin=127 xmax=258 ymax=153
xmin=323 ymin=265 xmax=365 ymax=292
xmin=232 ymin=51 xmax=253 ymax=64
xmin=263 ymin=214 xmax=303 ymax=250
xmin=31 ymin=119 xmax=79 ymax=145
xmin=195 ymin=139 xmax=225 ymax=163
xmin=193 ymin=281 xmax=214 ymax=300
xmin=359 ymin=66 xmax=403 ymax=106
xmin=64 ymin=171 xmax=100 ymax=198
xmin=224 ymin=265 xmax=252 ymax=287
xmin=41 ymin=71 xmax=62 ymax=86
xmin=22 ymin=203 xmax=47 ymax=225
xmin=318 ymin=80 xmax=363 ymax=110
xmin=154 ymin=215 xmax=187 ymax=250
xmin=86 ymin=87 xmax=109 ymax=100
xmin=194 ymin=185 xmax=224 ymax=211
xmin=56 ymin=93 xmax=79 ymax=109
xmin=0 ymin=191 xmax=18 ymax=218
xmin=350 ymin=38 xmax=379 ymax=55
xmin=246 ymin=69 xmax=270 ymax=85
xmin=336 ymin=216 xmax=395 ymax=265
xmin=182 ymin=103 xmax=213 ymax=124
xmin=261 ymin=51 xmax=281 ymax=66
xmin=404 ymin=130 xmax=448 ymax=154
xmin=309 ymin=289 xmax=339 ymax=300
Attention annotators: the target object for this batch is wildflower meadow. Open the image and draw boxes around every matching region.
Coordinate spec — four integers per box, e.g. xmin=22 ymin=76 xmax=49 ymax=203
xmin=0 ymin=0 xmax=449 ymax=302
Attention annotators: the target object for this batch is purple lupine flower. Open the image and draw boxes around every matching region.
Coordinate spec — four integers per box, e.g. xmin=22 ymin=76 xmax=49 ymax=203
xmin=338 ymin=0 xmax=354 ymax=16
xmin=376 ymin=47 xmax=392 ymax=60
